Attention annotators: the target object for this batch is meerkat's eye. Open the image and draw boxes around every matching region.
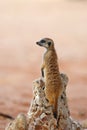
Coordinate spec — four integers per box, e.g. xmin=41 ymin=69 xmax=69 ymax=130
xmin=40 ymin=40 xmax=46 ymax=43
xmin=48 ymin=42 xmax=51 ymax=46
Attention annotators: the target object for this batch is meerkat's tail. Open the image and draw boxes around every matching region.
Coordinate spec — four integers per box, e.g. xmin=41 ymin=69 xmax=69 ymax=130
xmin=53 ymin=96 xmax=58 ymax=119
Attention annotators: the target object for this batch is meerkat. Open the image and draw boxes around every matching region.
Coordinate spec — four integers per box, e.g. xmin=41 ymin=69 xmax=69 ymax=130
xmin=36 ymin=38 xmax=63 ymax=118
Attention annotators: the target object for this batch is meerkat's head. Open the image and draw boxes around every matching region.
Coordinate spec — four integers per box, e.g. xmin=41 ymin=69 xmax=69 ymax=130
xmin=36 ymin=38 xmax=54 ymax=49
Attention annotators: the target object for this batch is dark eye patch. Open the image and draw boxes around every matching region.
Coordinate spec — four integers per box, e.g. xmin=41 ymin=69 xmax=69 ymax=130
xmin=40 ymin=40 xmax=46 ymax=43
xmin=48 ymin=42 xmax=51 ymax=46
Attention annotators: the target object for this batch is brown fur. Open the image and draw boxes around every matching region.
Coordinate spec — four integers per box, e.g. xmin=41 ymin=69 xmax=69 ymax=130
xmin=36 ymin=38 xmax=63 ymax=118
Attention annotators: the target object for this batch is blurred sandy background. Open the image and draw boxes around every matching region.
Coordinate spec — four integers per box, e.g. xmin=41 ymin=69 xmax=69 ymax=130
xmin=0 ymin=0 xmax=87 ymax=129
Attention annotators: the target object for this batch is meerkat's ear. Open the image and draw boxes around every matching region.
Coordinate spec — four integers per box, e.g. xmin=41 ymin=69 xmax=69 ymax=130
xmin=48 ymin=42 xmax=51 ymax=46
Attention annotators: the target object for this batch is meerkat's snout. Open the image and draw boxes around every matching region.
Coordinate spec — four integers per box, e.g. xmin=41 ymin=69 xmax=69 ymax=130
xmin=36 ymin=42 xmax=43 ymax=47
xmin=36 ymin=40 xmax=45 ymax=46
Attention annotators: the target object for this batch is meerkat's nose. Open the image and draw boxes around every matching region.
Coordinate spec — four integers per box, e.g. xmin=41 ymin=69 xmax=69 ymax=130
xmin=36 ymin=42 xmax=39 ymax=45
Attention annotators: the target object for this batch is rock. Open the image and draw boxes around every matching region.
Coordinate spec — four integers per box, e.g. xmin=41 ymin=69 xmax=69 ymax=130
xmin=5 ymin=74 xmax=84 ymax=130
xmin=5 ymin=113 xmax=27 ymax=130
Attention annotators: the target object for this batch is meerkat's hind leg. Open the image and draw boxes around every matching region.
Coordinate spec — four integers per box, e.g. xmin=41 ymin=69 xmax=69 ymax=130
xmin=46 ymin=94 xmax=57 ymax=118
xmin=46 ymin=94 xmax=54 ymax=107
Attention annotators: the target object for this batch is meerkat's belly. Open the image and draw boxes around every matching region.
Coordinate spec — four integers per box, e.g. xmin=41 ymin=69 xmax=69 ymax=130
xmin=45 ymin=68 xmax=62 ymax=93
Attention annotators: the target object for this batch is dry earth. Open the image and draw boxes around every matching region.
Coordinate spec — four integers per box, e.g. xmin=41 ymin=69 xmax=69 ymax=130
xmin=0 ymin=0 xmax=87 ymax=129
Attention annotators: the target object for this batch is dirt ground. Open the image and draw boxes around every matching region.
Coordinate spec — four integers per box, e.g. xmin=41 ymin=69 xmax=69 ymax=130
xmin=0 ymin=0 xmax=87 ymax=129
